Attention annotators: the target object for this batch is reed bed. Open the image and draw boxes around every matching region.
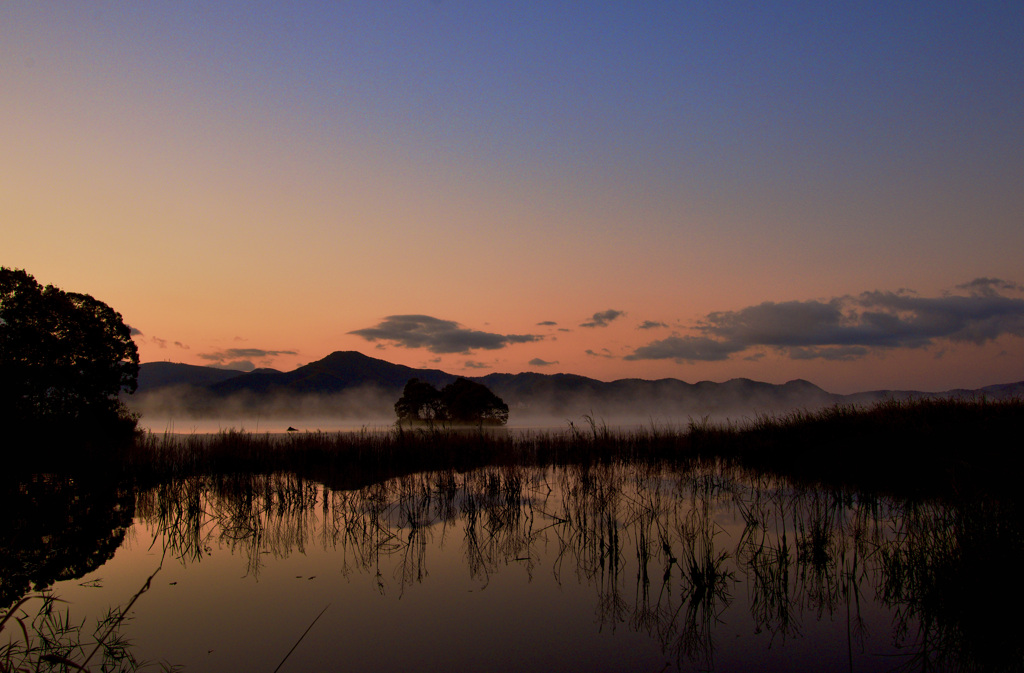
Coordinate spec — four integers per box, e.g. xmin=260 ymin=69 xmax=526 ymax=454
xmin=118 ymin=396 xmax=1024 ymax=500
xmin=5 ymin=407 xmax=1022 ymax=670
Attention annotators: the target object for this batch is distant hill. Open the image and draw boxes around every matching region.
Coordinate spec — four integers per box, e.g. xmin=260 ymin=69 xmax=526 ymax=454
xmin=131 ymin=350 xmax=1024 ymax=424
xmin=206 ymin=350 xmax=454 ymax=397
xmin=136 ymin=362 xmax=249 ymax=391
xmin=473 ymin=372 xmax=842 ymax=419
xmin=131 ymin=352 xmax=457 ymax=423
xmin=839 ymin=380 xmax=1024 ymax=407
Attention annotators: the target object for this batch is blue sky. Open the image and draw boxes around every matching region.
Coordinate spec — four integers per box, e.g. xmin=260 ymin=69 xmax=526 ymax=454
xmin=4 ymin=2 xmax=1023 ymax=392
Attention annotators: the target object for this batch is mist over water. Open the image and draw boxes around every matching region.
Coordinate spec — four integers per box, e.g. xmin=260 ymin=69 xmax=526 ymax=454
xmin=129 ymin=385 xmax=841 ymax=434
xmin=130 ymin=386 xmax=400 ymax=433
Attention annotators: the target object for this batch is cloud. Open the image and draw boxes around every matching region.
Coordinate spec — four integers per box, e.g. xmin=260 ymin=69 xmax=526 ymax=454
xmin=198 ymin=348 xmax=298 ymax=370
xmin=349 ymin=315 xmax=541 ymax=354
xmin=956 ymin=277 xmax=1023 ymax=298
xmin=529 ymin=358 xmax=558 ymax=366
xmin=585 ymin=348 xmax=616 ymax=359
xmin=208 ymin=360 xmax=256 ymax=372
xmin=580 ymin=309 xmax=625 ymax=328
xmin=537 ymin=320 xmax=557 ymax=326
xmin=626 ymin=279 xmax=1024 ymax=363
xmin=128 ymin=325 xmax=142 ymax=336
xmin=637 ymin=320 xmax=668 ymax=330
xmin=626 ymin=336 xmax=742 ymax=362
xmin=854 ymin=289 xmax=1024 ymax=346
xmin=141 ymin=333 xmax=189 ymax=350
xmin=787 ymin=346 xmax=871 ymax=361
xmin=463 ymin=360 xmax=490 ymax=369
xmin=200 ymin=348 xmax=298 ymax=360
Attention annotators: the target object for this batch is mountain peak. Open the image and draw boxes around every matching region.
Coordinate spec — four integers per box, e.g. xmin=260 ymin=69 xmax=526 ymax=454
xmin=782 ymin=378 xmax=826 ymax=391
xmin=323 ymin=350 xmax=377 ymax=361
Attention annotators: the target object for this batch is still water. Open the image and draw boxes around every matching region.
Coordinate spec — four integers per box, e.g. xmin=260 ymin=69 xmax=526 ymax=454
xmin=4 ymin=463 xmax=1019 ymax=672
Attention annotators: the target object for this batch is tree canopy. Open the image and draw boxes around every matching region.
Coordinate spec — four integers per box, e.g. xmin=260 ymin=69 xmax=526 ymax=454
xmin=395 ymin=377 xmax=509 ymax=426
xmin=0 ymin=267 xmax=139 ymax=438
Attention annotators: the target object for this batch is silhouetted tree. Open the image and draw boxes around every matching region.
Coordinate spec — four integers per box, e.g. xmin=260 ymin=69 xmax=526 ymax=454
xmin=395 ymin=378 xmax=445 ymax=423
xmin=440 ymin=378 xmax=509 ymax=426
xmin=0 ymin=267 xmax=139 ymax=440
xmin=394 ymin=377 xmax=508 ymax=426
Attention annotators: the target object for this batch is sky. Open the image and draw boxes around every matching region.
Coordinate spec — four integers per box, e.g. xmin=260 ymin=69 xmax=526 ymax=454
xmin=3 ymin=2 xmax=1023 ymax=394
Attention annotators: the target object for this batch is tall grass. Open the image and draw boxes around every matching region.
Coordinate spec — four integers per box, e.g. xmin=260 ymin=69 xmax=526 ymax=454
xmin=0 ymin=563 xmax=175 ymax=673
xmin=119 ymin=396 xmax=1024 ymax=501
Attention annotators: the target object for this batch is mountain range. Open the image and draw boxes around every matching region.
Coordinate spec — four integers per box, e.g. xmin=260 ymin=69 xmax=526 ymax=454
xmin=131 ymin=351 xmax=1024 ymax=425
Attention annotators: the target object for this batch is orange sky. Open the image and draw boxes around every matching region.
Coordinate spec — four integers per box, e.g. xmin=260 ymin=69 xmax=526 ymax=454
xmin=3 ymin=3 xmax=1023 ymax=394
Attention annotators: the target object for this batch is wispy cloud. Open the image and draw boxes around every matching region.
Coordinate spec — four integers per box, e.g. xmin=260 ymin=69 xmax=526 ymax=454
xmin=787 ymin=346 xmax=871 ymax=361
xmin=956 ymin=277 xmax=1022 ymax=297
xmin=626 ymin=279 xmax=1024 ymax=363
xmin=463 ymin=360 xmax=491 ymax=369
xmin=637 ymin=320 xmax=668 ymax=330
xmin=529 ymin=358 xmax=558 ymax=366
xmin=349 ymin=315 xmax=541 ymax=354
xmin=209 ymin=360 xmax=256 ymax=371
xmin=141 ymin=333 xmax=189 ymax=350
xmin=200 ymin=348 xmax=298 ymax=360
xmin=586 ymin=348 xmax=616 ymax=359
xmin=537 ymin=320 xmax=557 ymax=326
xmin=627 ymin=336 xmax=741 ymax=362
xmin=580 ymin=309 xmax=625 ymax=328
xmin=198 ymin=347 xmax=298 ymax=371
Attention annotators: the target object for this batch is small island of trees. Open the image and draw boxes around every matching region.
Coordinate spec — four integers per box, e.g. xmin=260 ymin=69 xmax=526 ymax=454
xmin=395 ymin=377 xmax=509 ymax=426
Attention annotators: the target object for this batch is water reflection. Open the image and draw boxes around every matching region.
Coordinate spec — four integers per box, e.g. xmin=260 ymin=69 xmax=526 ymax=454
xmin=131 ymin=463 xmax=1022 ymax=671
xmin=0 ymin=474 xmax=135 ymax=608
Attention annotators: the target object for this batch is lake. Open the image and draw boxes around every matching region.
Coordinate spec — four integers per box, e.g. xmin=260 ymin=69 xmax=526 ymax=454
xmin=3 ymin=461 xmax=1020 ymax=672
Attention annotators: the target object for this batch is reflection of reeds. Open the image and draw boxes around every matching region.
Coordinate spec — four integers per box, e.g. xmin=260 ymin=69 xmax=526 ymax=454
xmin=120 ymin=452 xmax=1024 ymax=672
xmin=877 ymin=498 xmax=1024 ymax=672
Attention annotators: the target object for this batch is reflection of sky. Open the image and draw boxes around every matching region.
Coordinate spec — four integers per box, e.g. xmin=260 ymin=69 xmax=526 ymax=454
xmin=38 ymin=467 xmax=926 ymax=671
xmin=3 ymin=3 xmax=1023 ymax=392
